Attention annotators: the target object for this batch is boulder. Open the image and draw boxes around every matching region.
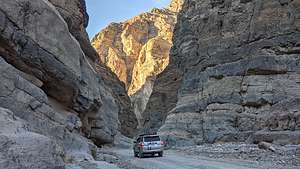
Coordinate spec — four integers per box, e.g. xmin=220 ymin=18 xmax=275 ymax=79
xmin=258 ymin=141 xmax=276 ymax=152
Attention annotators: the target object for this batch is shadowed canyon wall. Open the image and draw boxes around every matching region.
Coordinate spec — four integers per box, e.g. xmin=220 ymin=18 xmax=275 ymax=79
xmin=0 ymin=0 xmax=137 ymax=168
xmin=0 ymin=1 xmax=299 ymax=168
xmin=48 ymin=0 xmax=138 ymax=138
xmin=153 ymin=0 xmax=300 ymax=146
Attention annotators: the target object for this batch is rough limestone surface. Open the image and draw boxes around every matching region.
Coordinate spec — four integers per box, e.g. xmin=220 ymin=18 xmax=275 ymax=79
xmin=0 ymin=57 xmax=105 ymax=168
xmin=0 ymin=0 xmax=135 ymax=168
xmin=0 ymin=0 xmax=123 ymax=144
xmin=47 ymin=0 xmax=137 ymax=137
xmin=94 ymin=63 xmax=138 ymax=138
xmin=47 ymin=0 xmax=98 ymax=61
xmin=92 ymin=0 xmax=184 ymax=127
xmin=0 ymin=107 xmax=65 ymax=169
xmin=157 ymin=0 xmax=300 ymax=146
xmin=142 ymin=62 xmax=183 ymax=133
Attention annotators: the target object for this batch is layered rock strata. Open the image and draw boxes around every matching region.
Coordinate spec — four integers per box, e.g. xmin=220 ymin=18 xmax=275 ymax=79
xmin=0 ymin=57 xmax=97 ymax=168
xmin=0 ymin=0 xmax=136 ymax=168
xmin=153 ymin=0 xmax=300 ymax=146
xmin=0 ymin=0 xmax=119 ymax=144
xmin=142 ymin=63 xmax=183 ymax=133
xmin=48 ymin=0 xmax=138 ymax=138
xmin=48 ymin=0 xmax=98 ymax=61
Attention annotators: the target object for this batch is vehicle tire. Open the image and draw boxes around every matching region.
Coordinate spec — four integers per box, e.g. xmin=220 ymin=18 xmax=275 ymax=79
xmin=134 ymin=152 xmax=138 ymax=157
xmin=158 ymin=151 xmax=163 ymax=157
xmin=139 ymin=151 xmax=144 ymax=158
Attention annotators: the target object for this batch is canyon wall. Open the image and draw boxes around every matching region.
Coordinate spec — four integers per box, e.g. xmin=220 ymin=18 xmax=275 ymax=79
xmin=92 ymin=0 xmax=184 ymax=128
xmin=1 ymin=1 xmax=299 ymax=169
xmin=0 ymin=0 xmax=136 ymax=168
xmin=153 ymin=0 xmax=300 ymax=146
xmin=48 ymin=0 xmax=138 ymax=138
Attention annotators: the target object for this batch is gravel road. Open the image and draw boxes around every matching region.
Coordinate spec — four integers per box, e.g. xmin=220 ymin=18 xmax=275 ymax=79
xmin=110 ymin=149 xmax=259 ymax=169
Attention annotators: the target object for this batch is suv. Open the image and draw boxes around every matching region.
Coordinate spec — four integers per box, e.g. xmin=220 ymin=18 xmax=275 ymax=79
xmin=133 ymin=134 xmax=164 ymax=158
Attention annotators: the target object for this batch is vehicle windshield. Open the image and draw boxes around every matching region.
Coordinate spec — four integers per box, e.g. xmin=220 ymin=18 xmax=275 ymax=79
xmin=144 ymin=136 xmax=160 ymax=142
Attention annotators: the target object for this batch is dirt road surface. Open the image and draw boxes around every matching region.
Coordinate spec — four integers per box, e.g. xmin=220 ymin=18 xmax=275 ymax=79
xmin=111 ymin=149 xmax=260 ymax=169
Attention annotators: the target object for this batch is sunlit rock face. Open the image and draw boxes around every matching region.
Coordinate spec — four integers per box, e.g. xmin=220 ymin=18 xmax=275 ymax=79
xmin=168 ymin=0 xmax=184 ymax=12
xmin=92 ymin=0 xmax=184 ymax=127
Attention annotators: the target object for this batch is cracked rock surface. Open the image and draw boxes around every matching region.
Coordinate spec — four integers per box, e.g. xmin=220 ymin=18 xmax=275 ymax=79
xmin=0 ymin=0 xmax=135 ymax=168
xmin=151 ymin=0 xmax=300 ymax=146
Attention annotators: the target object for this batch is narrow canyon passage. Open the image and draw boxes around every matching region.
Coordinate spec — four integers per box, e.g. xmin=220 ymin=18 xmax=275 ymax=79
xmin=91 ymin=0 xmax=184 ymax=130
xmin=0 ymin=0 xmax=299 ymax=169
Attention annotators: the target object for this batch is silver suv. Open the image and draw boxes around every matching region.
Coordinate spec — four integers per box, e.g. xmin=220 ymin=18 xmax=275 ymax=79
xmin=133 ymin=134 xmax=164 ymax=158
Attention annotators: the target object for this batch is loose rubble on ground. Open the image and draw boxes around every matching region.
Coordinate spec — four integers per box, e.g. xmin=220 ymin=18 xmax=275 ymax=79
xmin=176 ymin=143 xmax=300 ymax=169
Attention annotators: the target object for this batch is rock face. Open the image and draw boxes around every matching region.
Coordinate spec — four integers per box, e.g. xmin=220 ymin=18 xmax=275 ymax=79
xmin=92 ymin=0 xmax=184 ymax=127
xmin=154 ymin=0 xmax=300 ymax=146
xmin=0 ymin=0 xmax=119 ymax=144
xmin=0 ymin=57 xmax=97 ymax=168
xmin=0 ymin=107 xmax=65 ymax=169
xmin=48 ymin=0 xmax=138 ymax=138
xmin=95 ymin=64 xmax=137 ymax=137
xmin=142 ymin=62 xmax=183 ymax=133
xmin=48 ymin=0 xmax=97 ymax=62
xmin=0 ymin=0 xmax=136 ymax=168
